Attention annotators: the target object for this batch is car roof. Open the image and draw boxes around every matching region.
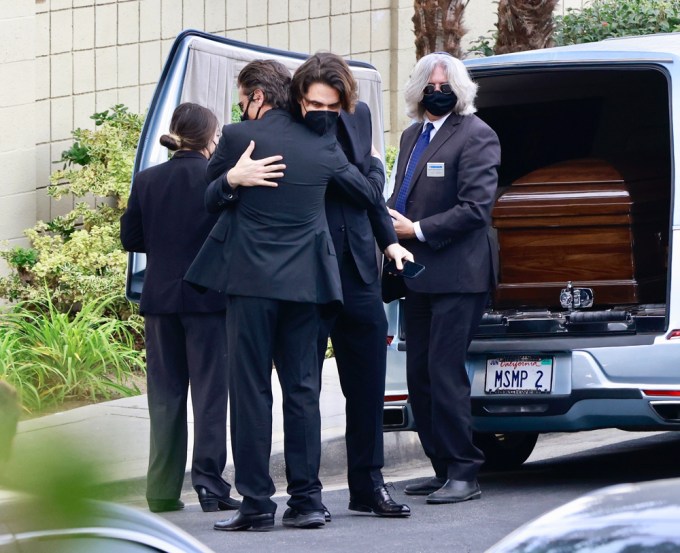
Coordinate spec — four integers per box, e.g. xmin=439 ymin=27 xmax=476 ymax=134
xmin=0 ymin=493 xmax=214 ymax=553
xmin=487 ymin=477 xmax=680 ymax=552
xmin=466 ymin=32 xmax=680 ymax=68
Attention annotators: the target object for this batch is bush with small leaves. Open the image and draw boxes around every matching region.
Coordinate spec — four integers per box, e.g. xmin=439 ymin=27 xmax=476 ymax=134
xmin=555 ymin=0 xmax=680 ymax=46
xmin=0 ymin=105 xmax=144 ymax=319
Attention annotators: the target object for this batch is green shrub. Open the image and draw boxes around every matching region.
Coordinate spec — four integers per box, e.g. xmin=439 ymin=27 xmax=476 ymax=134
xmin=0 ymin=293 xmax=145 ymax=414
xmin=555 ymin=0 xmax=680 ymax=46
xmin=0 ymin=105 xmax=144 ymax=319
xmin=385 ymin=145 xmax=398 ymax=179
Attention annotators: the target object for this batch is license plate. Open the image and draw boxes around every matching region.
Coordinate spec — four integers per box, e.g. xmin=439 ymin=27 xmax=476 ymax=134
xmin=485 ymin=355 xmax=553 ymax=394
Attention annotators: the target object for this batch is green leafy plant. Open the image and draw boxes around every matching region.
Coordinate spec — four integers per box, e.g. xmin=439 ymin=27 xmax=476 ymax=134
xmin=0 ymin=293 xmax=145 ymax=414
xmin=5 ymin=247 xmax=38 ymax=273
xmin=385 ymin=146 xmax=398 ymax=179
xmin=467 ymin=34 xmax=497 ymax=57
xmin=231 ymin=102 xmax=242 ymax=124
xmin=0 ymin=105 xmax=144 ymax=318
xmin=555 ymin=0 xmax=680 ymax=46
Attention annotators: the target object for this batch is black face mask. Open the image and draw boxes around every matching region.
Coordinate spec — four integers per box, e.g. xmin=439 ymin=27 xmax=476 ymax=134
xmin=240 ymin=94 xmax=263 ymax=121
xmin=421 ymin=91 xmax=458 ymax=116
xmin=304 ymin=110 xmax=340 ymax=136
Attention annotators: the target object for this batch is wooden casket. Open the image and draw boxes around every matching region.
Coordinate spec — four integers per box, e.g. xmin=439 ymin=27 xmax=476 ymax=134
xmin=492 ymin=158 xmax=669 ymax=309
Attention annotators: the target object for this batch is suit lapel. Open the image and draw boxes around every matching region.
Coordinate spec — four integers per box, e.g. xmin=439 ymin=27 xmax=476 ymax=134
xmin=392 ymin=124 xmax=421 ymax=205
xmin=404 ymin=114 xmax=463 ymax=201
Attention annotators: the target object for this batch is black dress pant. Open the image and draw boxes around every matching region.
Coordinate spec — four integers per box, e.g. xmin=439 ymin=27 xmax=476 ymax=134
xmin=403 ymin=290 xmax=487 ymax=481
xmin=228 ymin=296 xmax=323 ymax=515
xmin=317 ymin=251 xmax=387 ymax=498
xmin=144 ymin=312 xmax=230 ymax=502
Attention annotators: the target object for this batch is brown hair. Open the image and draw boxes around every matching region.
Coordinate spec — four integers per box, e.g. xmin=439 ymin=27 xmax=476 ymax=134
xmin=290 ymin=52 xmax=358 ymax=116
xmin=159 ymin=102 xmax=218 ymax=151
xmin=237 ymin=60 xmax=291 ymax=110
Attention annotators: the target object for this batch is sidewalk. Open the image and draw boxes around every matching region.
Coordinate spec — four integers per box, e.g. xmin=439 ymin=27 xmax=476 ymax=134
xmin=11 ymin=358 xmax=423 ymax=500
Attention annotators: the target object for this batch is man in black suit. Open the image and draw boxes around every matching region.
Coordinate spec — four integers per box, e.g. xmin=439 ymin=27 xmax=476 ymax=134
xmin=186 ymin=60 xmax=410 ymax=531
xmin=290 ymin=53 xmax=411 ymax=518
xmin=387 ymin=52 xmax=501 ymax=504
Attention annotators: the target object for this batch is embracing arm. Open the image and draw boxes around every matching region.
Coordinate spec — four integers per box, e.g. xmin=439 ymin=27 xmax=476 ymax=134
xmin=204 ymin=140 xmax=285 ymax=213
xmin=329 ymin=142 xmax=384 ymax=209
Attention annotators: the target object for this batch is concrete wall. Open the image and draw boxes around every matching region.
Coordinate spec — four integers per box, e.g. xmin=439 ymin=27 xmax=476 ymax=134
xmin=1 ymin=0 xmax=585 ymax=251
xmin=0 ymin=2 xmax=37 ymax=252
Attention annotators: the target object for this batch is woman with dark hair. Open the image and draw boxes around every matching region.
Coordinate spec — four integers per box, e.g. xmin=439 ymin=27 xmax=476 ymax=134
xmin=120 ymin=102 xmax=240 ymax=514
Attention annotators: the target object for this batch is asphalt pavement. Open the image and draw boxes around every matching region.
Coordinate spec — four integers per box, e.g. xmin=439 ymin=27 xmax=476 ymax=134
xmin=9 ymin=358 xmax=426 ymax=504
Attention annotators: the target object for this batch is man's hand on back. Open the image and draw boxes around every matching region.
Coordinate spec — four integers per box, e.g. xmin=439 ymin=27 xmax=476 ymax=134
xmin=225 ymin=140 xmax=286 ymax=189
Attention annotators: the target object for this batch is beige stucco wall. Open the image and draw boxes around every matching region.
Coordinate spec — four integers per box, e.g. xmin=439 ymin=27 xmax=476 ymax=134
xmin=0 ymin=0 xmax=586 ymax=252
xmin=0 ymin=2 xmax=37 ymax=255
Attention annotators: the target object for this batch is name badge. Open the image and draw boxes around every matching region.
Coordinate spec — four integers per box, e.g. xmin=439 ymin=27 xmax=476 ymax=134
xmin=427 ymin=162 xmax=445 ymax=177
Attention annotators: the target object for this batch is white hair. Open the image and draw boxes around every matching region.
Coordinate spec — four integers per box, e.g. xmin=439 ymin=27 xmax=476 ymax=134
xmin=404 ymin=53 xmax=478 ymax=120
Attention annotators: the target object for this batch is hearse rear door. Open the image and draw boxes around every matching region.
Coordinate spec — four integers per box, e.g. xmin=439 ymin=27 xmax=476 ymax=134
xmin=126 ymin=29 xmax=385 ymax=301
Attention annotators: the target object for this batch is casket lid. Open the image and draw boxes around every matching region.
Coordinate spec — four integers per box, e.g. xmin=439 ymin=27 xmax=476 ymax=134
xmin=494 ymin=158 xmax=634 ymax=221
xmin=513 ymin=158 xmax=622 ymax=186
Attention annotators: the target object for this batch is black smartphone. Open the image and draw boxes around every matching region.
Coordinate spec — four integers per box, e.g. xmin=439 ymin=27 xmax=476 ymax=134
xmin=384 ymin=259 xmax=425 ymax=279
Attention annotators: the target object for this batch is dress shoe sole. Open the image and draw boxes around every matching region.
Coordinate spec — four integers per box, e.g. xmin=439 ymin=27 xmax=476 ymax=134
xmin=426 ymin=490 xmax=482 ymax=504
xmin=214 ymin=523 xmax=274 ymax=532
xmin=404 ymin=479 xmax=447 ymax=496
xmin=214 ymin=516 xmax=274 ymax=532
xmin=282 ymin=514 xmax=326 ymax=529
xmin=348 ymin=502 xmax=411 ymax=518
xmin=404 ymin=487 xmax=442 ymax=496
xmin=199 ymin=499 xmax=242 ymax=512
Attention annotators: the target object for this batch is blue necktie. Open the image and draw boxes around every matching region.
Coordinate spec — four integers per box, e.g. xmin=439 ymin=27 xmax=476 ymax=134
xmin=395 ymin=122 xmax=434 ymax=214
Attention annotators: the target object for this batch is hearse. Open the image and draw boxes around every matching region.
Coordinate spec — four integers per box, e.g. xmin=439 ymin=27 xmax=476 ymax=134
xmin=383 ymin=33 xmax=680 ymax=468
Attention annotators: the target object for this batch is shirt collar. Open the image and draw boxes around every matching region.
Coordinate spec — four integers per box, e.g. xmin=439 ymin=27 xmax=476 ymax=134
xmin=423 ymin=112 xmax=451 ymax=133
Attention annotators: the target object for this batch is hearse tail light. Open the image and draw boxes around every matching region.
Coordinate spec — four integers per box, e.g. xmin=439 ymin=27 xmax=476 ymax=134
xmin=385 ymin=394 xmax=408 ymax=402
xmin=386 ymin=336 xmax=394 ymax=345
xmin=666 ymin=330 xmax=680 ymax=340
xmin=642 ymin=390 xmax=680 ymax=397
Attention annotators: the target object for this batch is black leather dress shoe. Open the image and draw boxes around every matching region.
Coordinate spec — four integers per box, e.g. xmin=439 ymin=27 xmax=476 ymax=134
xmin=426 ymin=479 xmax=481 ymax=504
xmin=147 ymin=499 xmax=184 ymax=513
xmin=404 ymin=476 xmax=447 ymax=496
xmin=282 ymin=507 xmax=326 ymax=529
xmin=196 ymin=485 xmax=241 ymax=512
xmin=348 ymin=485 xmax=411 ymax=517
xmin=213 ymin=510 xmax=275 ymax=532
xmin=322 ymin=504 xmax=332 ymax=522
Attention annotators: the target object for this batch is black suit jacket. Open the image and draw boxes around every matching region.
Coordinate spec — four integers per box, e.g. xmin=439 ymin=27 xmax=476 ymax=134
xmin=185 ymin=109 xmax=385 ymax=306
xmin=326 ymin=102 xmax=397 ymax=284
xmin=120 ymin=150 xmax=226 ymax=314
xmin=387 ymin=113 xmax=500 ymax=294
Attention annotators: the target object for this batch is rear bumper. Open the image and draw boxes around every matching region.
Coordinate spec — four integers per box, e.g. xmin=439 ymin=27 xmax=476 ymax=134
xmin=384 ymin=393 xmax=680 ymax=433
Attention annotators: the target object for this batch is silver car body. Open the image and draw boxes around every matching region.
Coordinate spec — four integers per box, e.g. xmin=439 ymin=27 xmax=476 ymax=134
xmin=486 ymin=477 xmax=680 ymax=552
xmin=0 ymin=491 xmax=214 ymax=553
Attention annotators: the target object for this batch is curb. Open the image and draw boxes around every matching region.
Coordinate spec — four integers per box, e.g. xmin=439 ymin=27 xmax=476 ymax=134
xmin=104 ymin=431 xmax=427 ymax=503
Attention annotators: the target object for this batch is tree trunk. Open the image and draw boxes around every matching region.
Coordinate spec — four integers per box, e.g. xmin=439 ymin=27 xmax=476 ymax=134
xmin=494 ymin=0 xmax=559 ymax=55
xmin=413 ymin=0 xmax=469 ymax=60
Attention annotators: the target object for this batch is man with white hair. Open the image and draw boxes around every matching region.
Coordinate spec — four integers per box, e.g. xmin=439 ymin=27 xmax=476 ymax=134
xmin=387 ymin=52 xmax=501 ymax=504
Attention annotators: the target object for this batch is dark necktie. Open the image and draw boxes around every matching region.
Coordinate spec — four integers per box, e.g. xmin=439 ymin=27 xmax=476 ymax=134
xmin=395 ymin=122 xmax=434 ymax=214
